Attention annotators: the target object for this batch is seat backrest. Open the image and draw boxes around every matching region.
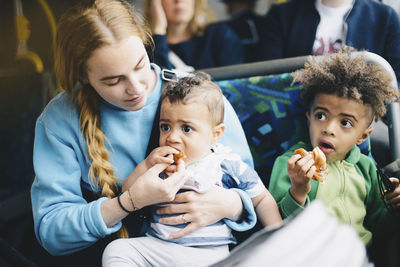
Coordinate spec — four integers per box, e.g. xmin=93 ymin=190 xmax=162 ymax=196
xmin=0 ymin=62 xmax=44 ymax=202
xmin=217 ymin=72 xmax=371 ymax=185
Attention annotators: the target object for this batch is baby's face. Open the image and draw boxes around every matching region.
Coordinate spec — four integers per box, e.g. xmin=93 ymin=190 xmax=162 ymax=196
xmin=307 ymin=93 xmax=373 ymax=162
xmin=159 ymin=99 xmax=218 ymax=165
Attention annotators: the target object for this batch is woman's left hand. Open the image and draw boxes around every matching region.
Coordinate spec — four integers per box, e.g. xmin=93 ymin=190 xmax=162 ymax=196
xmin=156 ymin=186 xmax=243 ymax=239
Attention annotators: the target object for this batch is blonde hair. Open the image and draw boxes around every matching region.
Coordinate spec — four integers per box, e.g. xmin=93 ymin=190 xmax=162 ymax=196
xmin=161 ymin=72 xmax=224 ymax=126
xmin=54 ymin=0 xmax=152 ymax=238
xmin=143 ymin=0 xmax=209 ymax=36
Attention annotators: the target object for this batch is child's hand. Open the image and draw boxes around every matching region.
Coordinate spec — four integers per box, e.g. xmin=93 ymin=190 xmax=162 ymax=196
xmin=287 ymin=153 xmax=316 ymax=205
xmin=383 ymin=177 xmax=400 ymax=211
xmin=145 ymin=146 xmax=179 ymax=170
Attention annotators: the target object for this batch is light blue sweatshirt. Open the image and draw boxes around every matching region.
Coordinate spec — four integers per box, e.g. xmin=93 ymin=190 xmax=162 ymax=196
xmin=31 ymin=64 xmax=256 ymax=256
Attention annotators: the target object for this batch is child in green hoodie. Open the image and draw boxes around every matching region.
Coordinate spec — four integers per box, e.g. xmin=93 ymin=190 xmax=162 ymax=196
xmin=269 ymin=48 xmax=400 ymax=246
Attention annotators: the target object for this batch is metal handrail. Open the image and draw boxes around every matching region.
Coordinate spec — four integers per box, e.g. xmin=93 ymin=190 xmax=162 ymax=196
xmin=200 ymin=56 xmax=309 ymax=81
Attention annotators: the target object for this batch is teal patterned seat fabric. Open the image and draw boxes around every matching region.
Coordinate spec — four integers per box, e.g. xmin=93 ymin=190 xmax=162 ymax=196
xmin=217 ymin=73 xmax=370 ymax=186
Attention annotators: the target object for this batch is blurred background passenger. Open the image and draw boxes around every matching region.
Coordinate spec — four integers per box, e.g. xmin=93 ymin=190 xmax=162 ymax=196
xmin=382 ymin=0 xmax=400 ymax=14
xmin=259 ymin=0 xmax=400 ymax=86
xmin=220 ymin=0 xmax=265 ymax=63
xmin=144 ymin=0 xmax=244 ymax=71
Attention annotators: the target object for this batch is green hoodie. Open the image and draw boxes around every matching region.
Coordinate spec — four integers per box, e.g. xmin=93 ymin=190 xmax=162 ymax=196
xmin=269 ymin=141 xmax=398 ymax=245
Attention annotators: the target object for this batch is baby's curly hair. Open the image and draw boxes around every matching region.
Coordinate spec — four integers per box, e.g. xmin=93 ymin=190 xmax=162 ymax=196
xmin=161 ymin=71 xmax=224 ymax=126
xmin=292 ymin=48 xmax=399 ymax=121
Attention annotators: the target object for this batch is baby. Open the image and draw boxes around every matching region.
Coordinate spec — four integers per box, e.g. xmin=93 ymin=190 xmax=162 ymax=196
xmin=102 ymin=72 xmax=282 ymax=266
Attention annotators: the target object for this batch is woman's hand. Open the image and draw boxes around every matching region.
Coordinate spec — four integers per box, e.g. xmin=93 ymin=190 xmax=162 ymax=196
xmin=156 ymin=186 xmax=243 ymax=239
xmin=102 ymin=159 xmax=186 ymax=227
xmin=287 ymin=153 xmax=315 ymax=206
xmin=149 ymin=0 xmax=168 ymax=35
xmin=129 ymin=159 xmax=187 ymax=209
xmin=122 ymin=146 xmax=178 ymax=191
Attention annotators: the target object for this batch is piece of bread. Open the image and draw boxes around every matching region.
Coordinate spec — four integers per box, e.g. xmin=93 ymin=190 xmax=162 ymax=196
xmin=173 ymin=151 xmax=186 ymax=163
xmin=294 ymin=147 xmax=328 ymax=182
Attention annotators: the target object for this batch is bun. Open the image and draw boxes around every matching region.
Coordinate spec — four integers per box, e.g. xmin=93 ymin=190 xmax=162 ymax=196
xmin=173 ymin=151 xmax=186 ymax=163
xmin=294 ymin=147 xmax=328 ymax=182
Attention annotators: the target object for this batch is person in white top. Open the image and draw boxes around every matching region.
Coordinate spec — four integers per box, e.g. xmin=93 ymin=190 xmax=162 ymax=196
xmin=312 ymin=0 xmax=353 ymax=55
xmin=382 ymin=0 xmax=400 ymax=15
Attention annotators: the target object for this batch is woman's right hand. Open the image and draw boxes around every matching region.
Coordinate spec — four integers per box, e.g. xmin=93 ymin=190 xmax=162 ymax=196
xmin=149 ymin=0 xmax=168 ymax=35
xmin=129 ymin=159 xmax=186 ymax=209
xmin=102 ymin=159 xmax=186 ymax=227
xmin=144 ymin=146 xmax=178 ymax=170
xmin=122 ymin=146 xmax=179 ymax=191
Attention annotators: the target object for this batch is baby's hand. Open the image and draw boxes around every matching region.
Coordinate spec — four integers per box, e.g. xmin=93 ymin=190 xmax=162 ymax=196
xmin=145 ymin=146 xmax=178 ymax=170
xmin=287 ymin=153 xmax=315 ymax=205
xmin=383 ymin=177 xmax=400 ymax=211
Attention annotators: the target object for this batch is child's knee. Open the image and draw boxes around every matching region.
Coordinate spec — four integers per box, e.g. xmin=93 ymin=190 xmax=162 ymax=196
xmin=103 ymin=239 xmax=125 ymax=256
xmin=102 ymin=238 xmax=141 ymax=266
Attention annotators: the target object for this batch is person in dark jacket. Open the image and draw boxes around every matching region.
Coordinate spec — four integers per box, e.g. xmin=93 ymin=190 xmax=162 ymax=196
xmin=260 ymin=0 xmax=400 ymax=86
xmin=221 ymin=0 xmax=265 ymax=63
xmin=144 ymin=0 xmax=244 ymax=70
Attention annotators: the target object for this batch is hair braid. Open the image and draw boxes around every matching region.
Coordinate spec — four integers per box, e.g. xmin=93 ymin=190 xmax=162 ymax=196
xmin=76 ymin=85 xmax=129 ymax=238
xmin=55 ymin=0 xmax=154 ymax=240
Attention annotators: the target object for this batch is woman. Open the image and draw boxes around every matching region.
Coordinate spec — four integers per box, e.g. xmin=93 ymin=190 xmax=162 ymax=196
xmin=145 ymin=0 xmax=244 ymax=70
xmin=31 ymin=0 xmax=255 ymax=265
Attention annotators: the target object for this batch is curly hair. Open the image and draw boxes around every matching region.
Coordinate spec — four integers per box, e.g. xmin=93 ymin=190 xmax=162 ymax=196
xmin=161 ymin=72 xmax=224 ymax=126
xmin=292 ymin=48 xmax=399 ymax=121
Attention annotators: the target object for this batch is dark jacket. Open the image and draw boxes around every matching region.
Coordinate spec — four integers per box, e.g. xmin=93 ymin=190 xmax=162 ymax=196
xmin=224 ymin=8 xmax=265 ymax=63
xmin=152 ymin=22 xmax=244 ymax=70
xmin=260 ymin=0 xmax=400 ymax=84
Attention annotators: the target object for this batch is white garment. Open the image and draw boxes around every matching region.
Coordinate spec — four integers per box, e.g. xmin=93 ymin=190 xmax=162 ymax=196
xmin=182 ymin=143 xmax=236 ymax=193
xmin=102 ymin=235 xmax=229 ymax=267
xmin=218 ymin=201 xmax=371 ymax=267
xmin=168 ymin=51 xmax=195 ymax=72
xmin=312 ymin=0 xmax=352 ymax=55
